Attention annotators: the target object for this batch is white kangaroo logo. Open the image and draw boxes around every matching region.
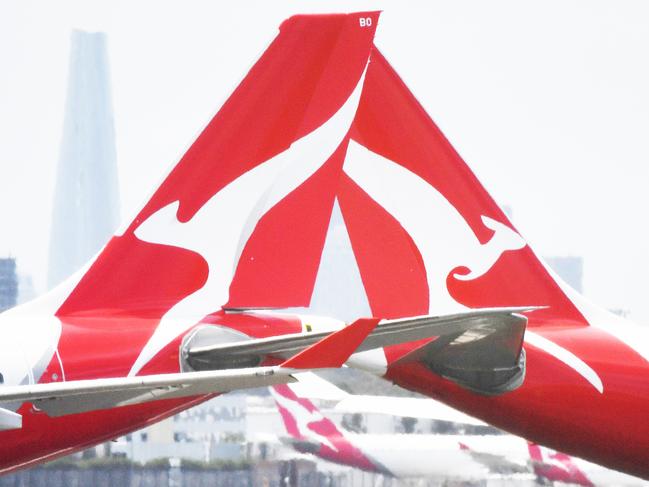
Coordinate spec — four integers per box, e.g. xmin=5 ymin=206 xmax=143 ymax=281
xmin=342 ymin=143 xmax=606 ymax=392
xmin=270 ymin=386 xmax=340 ymax=453
xmin=343 ymin=140 xmax=526 ymax=314
xmin=128 ymin=66 xmax=368 ymax=376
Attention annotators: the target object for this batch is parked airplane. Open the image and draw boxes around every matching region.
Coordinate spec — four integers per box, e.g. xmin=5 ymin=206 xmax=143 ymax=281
xmin=273 ymin=386 xmax=491 ymax=480
xmin=0 ymin=12 xmax=530 ymax=473
xmin=0 ymin=10 xmax=647 ymax=480
xmin=272 ymin=376 xmax=643 ymax=486
xmin=270 ymin=376 xmax=508 ymax=481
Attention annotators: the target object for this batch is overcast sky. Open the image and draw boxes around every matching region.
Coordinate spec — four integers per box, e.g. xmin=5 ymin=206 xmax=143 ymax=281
xmin=0 ymin=1 xmax=648 ymax=323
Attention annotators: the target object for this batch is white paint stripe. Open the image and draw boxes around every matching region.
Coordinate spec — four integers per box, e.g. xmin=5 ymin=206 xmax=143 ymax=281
xmin=525 ymin=330 xmax=603 ymax=393
xmin=343 ymin=140 xmax=525 ymax=315
xmin=537 ymin=253 xmax=649 ymax=364
xmin=55 ymin=349 xmax=66 ymax=382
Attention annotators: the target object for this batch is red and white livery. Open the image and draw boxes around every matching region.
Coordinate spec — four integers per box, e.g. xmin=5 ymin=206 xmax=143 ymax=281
xmin=272 ymin=377 xmax=642 ymax=485
xmin=0 ymin=11 xmax=647 ymax=481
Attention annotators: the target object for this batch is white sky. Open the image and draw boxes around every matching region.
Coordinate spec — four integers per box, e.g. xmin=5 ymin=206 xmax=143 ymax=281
xmin=0 ymin=1 xmax=648 ymax=323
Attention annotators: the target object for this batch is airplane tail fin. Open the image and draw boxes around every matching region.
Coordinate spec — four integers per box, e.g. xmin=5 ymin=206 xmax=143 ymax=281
xmin=270 ymin=381 xmax=390 ymax=475
xmin=44 ymin=12 xmax=382 ymax=377
xmin=338 ymin=47 xmax=590 ymax=326
xmin=338 ymin=43 xmax=642 ymax=395
xmin=38 ymin=11 xmax=610 ymax=381
xmin=57 ymin=11 xmax=380 ymax=318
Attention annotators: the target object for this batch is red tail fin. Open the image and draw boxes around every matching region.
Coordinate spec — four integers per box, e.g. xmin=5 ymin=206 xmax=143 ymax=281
xmin=53 ymin=12 xmax=381 ymax=377
xmin=51 ymin=12 xmax=598 ymax=380
xmin=338 ymin=48 xmax=585 ymax=325
xmin=271 ymin=381 xmax=389 ymax=474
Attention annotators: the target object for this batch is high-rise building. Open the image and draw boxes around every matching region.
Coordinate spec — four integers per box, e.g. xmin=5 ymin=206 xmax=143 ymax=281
xmin=0 ymin=258 xmax=18 ymax=312
xmin=17 ymin=274 xmax=36 ymax=305
xmin=48 ymin=30 xmax=120 ymax=289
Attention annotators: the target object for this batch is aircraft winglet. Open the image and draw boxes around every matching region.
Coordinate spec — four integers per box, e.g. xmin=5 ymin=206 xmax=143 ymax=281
xmin=281 ymin=318 xmax=380 ymax=369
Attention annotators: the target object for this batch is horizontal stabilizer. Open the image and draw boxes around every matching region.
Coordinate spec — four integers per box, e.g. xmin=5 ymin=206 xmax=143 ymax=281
xmin=0 ymin=367 xmax=298 ymax=417
xmin=185 ymin=307 xmax=535 ymax=372
xmin=0 ymin=307 xmax=533 ymax=419
xmin=394 ymin=310 xmax=530 ymax=395
xmin=0 ymin=317 xmax=381 ymax=418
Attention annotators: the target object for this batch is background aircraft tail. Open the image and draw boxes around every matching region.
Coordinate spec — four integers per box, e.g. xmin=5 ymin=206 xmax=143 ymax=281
xmin=270 ymin=382 xmax=390 ymax=475
xmin=528 ymin=443 xmax=594 ymax=487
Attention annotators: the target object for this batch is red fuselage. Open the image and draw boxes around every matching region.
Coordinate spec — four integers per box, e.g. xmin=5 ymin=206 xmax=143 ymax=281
xmin=386 ymin=321 xmax=649 ymax=479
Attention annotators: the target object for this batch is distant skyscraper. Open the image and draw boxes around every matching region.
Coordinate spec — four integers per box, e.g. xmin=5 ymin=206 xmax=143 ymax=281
xmin=545 ymin=256 xmax=583 ymax=293
xmin=48 ymin=30 xmax=120 ymax=289
xmin=0 ymin=258 xmax=18 ymax=312
xmin=17 ymin=274 xmax=36 ymax=305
